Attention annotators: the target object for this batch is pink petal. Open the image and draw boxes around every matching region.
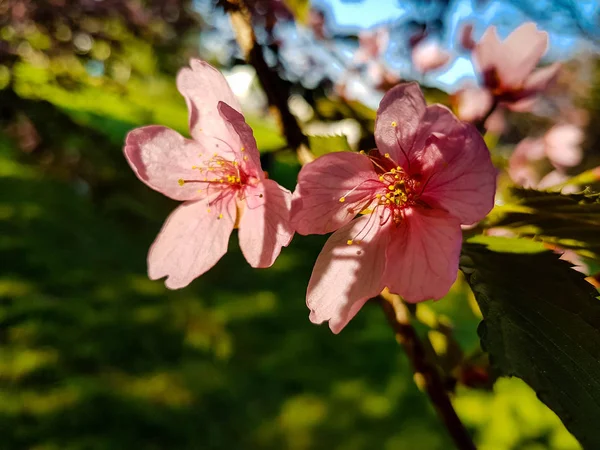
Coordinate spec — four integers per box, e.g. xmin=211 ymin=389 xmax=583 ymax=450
xmin=455 ymin=86 xmax=493 ymax=122
xmin=412 ymin=41 xmax=451 ymax=73
xmin=291 ymin=152 xmax=380 ymax=235
xmin=217 ymin=102 xmax=263 ymax=177
xmin=523 ymin=63 xmax=561 ymax=94
xmin=544 ymin=124 xmax=583 ymax=168
xmin=176 ymin=59 xmax=242 ymax=142
xmin=374 ymin=82 xmax=427 ymax=166
xmin=307 ymin=212 xmax=390 ymax=334
xmin=473 ymin=26 xmax=503 ymax=74
xmin=537 ymin=170 xmax=569 ymax=190
xmin=498 ymin=23 xmax=548 ymax=88
xmin=417 ymin=108 xmax=497 ymax=224
xmin=124 ymin=125 xmax=206 ymax=201
xmin=383 ymin=208 xmax=462 ymax=302
xmin=506 ymin=97 xmax=537 ymax=112
xmin=484 ymin=108 xmax=506 ymax=134
xmin=148 ymin=197 xmax=237 ymax=289
xmin=238 ymin=179 xmax=294 ymax=268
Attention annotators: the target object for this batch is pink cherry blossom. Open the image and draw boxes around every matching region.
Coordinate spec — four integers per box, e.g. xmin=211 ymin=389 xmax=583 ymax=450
xmin=292 ymin=83 xmax=496 ymax=333
xmin=124 ymin=59 xmax=294 ymax=289
xmin=412 ymin=40 xmax=451 ymax=73
xmin=544 ymin=124 xmax=583 ymax=169
xmin=473 ymin=22 xmax=560 ymax=110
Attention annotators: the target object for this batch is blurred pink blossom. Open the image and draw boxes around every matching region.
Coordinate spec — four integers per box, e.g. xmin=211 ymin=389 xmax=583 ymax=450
xmin=508 ymin=137 xmax=546 ymax=188
xmin=508 ymin=124 xmax=584 ymax=191
xmin=544 ymin=124 xmax=584 ymax=169
xmin=124 ymin=59 xmax=294 ymax=289
xmin=351 ymin=28 xmax=399 ymax=91
xmin=412 ymin=40 xmax=451 ymax=73
xmin=473 ymin=22 xmax=560 ymax=110
xmin=454 ymin=85 xmax=493 ymax=122
xmin=291 ymin=83 xmax=496 ymax=333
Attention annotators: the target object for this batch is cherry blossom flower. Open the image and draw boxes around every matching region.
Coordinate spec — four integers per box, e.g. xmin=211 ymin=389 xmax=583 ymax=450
xmin=473 ymin=22 xmax=560 ymax=110
xmin=508 ymin=124 xmax=584 ymax=190
xmin=412 ymin=40 xmax=451 ymax=73
xmin=292 ymin=83 xmax=496 ymax=333
xmin=124 ymin=59 xmax=294 ymax=289
xmin=544 ymin=124 xmax=584 ymax=169
xmin=455 ymin=23 xmax=560 ymax=123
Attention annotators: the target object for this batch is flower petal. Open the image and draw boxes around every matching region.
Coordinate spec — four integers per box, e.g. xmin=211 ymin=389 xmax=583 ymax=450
xmin=473 ymin=26 xmax=503 ymax=74
xmin=522 ymin=63 xmax=561 ymax=94
xmin=455 ymin=86 xmax=493 ymax=122
xmin=176 ymin=59 xmax=241 ymax=142
xmin=412 ymin=41 xmax=451 ymax=73
xmin=544 ymin=124 xmax=583 ymax=169
xmin=238 ymin=179 xmax=294 ymax=268
xmin=124 ymin=125 xmax=205 ymax=201
xmin=384 ymin=208 xmax=462 ymax=302
xmin=374 ymin=82 xmax=427 ymax=166
xmin=307 ymin=212 xmax=390 ymax=334
xmin=148 ymin=197 xmax=236 ymax=289
xmin=217 ymin=102 xmax=263 ymax=177
xmin=418 ymin=116 xmax=497 ymax=224
xmin=292 ymin=152 xmax=380 ymax=235
xmin=498 ymin=23 xmax=548 ymax=88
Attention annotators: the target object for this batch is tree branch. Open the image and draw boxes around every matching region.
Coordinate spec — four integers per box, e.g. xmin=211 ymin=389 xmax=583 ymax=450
xmin=377 ymin=293 xmax=476 ymax=450
xmin=224 ymin=0 xmax=313 ymax=165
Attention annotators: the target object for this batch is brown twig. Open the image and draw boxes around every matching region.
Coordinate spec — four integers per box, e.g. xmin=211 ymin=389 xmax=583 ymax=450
xmin=223 ymin=0 xmax=313 ymax=165
xmin=473 ymin=98 xmax=499 ymax=135
xmin=378 ymin=293 xmax=476 ymax=450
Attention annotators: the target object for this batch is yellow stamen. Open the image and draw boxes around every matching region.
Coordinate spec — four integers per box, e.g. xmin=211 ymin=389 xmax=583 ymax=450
xmin=178 ymin=179 xmax=185 ymax=186
xmin=347 ymin=240 xmax=353 ymax=245
xmin=218 ymin=213 xmax=223 ymax=220
xmin=384 ymin=153 xmax=390 ymax=158
xmin=391 ymin=121 xmax=397 ymax=127
xmin=339 ymin=197 xmax=346 ymax=203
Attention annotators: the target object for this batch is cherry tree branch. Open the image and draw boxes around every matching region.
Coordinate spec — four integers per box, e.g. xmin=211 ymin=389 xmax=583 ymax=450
xmin=223 ymin=0 xmax=313 ymax=165
xmin=377 ymin=293 xmax=476 ymax=450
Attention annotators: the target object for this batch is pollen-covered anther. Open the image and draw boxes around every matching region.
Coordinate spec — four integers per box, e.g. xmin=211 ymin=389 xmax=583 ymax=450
xmin=391 ymin=121 xmax=397 ymax=127
xmin=339 ymin=197 xmax=346 ymax=203
xmin=178 ymin=178 xmax=185 ymax=186
xmin=347 ymin=239 xmax=353 ymax=245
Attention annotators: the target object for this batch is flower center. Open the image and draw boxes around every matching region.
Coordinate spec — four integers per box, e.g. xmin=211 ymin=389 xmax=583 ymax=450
xmin=175 ymin=146 xmax=259 ymax=220
xmin=340 ymin=152 xmax=425 ymax=246
xmin=178 ymin=150 xmax=249 ymax=191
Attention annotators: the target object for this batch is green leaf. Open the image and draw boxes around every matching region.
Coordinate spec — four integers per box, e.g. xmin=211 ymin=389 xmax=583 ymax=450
xmin=460 ymin=243 xmax=600 ymax=448
xmin=307 ymin=134 xmax=351 ymax=157
xmin=491 ymin=188 xmax=600 ymax=258
xmin=466 ymin=235 xmax=547 ymax=254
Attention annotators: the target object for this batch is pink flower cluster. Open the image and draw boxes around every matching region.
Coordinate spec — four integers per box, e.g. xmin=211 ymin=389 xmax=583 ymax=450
xmin=124 ymin=59 xmax=496 ymax=333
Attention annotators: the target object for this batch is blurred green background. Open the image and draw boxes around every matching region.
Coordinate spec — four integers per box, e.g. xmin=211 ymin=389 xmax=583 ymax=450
xmin=0 ymin=1 xmax=591 ymax=449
